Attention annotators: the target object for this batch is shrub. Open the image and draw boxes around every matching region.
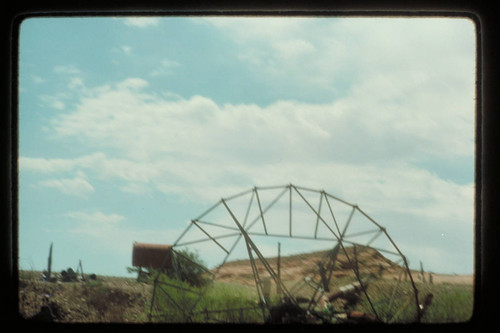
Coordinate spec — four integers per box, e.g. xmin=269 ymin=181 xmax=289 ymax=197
xmin=165 ymin=249 xmax=209 ymax=287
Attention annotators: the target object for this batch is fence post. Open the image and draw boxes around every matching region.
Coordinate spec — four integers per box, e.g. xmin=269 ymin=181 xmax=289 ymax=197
xmin=420 ymin=261 xmax=426 ymax=283
xmin=47 ymin=242 xmax=53 ymax=281
xmin=277 ymin=242 xmax=282 ymax=297
xmin=262 ymin=277 xmax=271 ymax=303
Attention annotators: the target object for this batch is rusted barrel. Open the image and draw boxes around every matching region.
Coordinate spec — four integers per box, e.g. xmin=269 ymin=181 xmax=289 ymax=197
xmin=132 ymin=242 xmax=173 ymax=269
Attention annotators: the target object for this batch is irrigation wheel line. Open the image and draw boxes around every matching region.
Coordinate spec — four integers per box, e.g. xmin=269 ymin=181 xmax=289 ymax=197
xmin=150 ymin=184 xmax=421 ymax=323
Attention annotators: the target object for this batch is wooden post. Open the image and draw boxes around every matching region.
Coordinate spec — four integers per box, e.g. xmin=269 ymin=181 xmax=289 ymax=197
xmin=277 ymin=242 xmax=281 ymax=297
xmin=47 ymin=242 xmax=53 ymax=280
xmin=318 ymin=263 xmax=329 ymax=291
xmin=404 ymin=259 xmax=409 ymax=281
xmin=420 ymin=261 xmax=426 ymax=283
xmin=262 ymin=277 xmax=271 ymax=303
xmin=137 ymin=267 xmax=142 ymax=282
xmin=78 ymin=259 xmax=85 ymax=281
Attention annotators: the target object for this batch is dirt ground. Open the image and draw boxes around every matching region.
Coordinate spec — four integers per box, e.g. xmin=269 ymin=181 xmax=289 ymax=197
xmin=428 ymin=274 xmax=474 ymax=285
xmin=18 ymin=274 xmax=152 ymax=322
xmin=17 ymin=247 xmax=473 ymax=323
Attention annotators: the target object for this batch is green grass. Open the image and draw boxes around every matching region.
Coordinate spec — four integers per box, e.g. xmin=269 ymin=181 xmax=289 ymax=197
xmin=417 ymin=283 xmax=474 ymax=323
xmin=340 ymin=280 xmax=473 ymax=323
xmin=149 ymin=272 xmax=474 ymax=324
xmin=151 ymin=275 xmax=265 ymax=323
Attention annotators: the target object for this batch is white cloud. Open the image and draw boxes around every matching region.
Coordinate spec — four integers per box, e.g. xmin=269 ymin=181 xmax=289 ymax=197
xmin=67 ymin=77 xmax=85 ymax=90
xmin=20 ymin=152 xmax=162 ymax=183
xmin=66 ymin=210 xmax=125 ymax=224
xmin=120 ymin=45 xmax=132 ymax=55
xmin=117 ymin=77 xmax=149 ymax=90
xmin=150 ymin=58 xmax=180 ymax=76
xmin=200 ymin=17 xmax=475 ymax=102
xmin=20 ymin=156 xmax=76 ymax=173
xmin=64 ymin=210 xmax=125 ymax=238
xmin=39 ymin=174 xmax=94 ymax=197
xmin=35 ymin=76 xmax=474 ymax=256
xmin=49 ymin=76 xmax=473 ymax=166
xmin=40 ymin=95 xmax=65 ymax=110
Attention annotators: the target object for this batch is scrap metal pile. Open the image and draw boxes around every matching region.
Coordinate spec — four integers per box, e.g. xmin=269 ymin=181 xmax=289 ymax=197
xmin=42 ymin=243 xmax=96 ymax=283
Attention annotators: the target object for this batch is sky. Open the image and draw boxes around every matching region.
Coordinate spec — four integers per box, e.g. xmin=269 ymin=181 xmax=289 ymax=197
xmin=17 ymin=16 xmax=476 ymax=277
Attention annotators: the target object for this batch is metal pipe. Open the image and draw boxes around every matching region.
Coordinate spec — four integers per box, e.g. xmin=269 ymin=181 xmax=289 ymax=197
xmin=314 ymin=192 xmax=324 ymax=239
xmin=254 ymin=187 xmax=268 ymax=235
xmin=255 ymin=184 xmax=290 ymax=191
xmin=246 ymin=186 xmax=288 ymax=231
xmin=192 ymin=221 xmax=230 ymax=254
xmin=323 ymin=191 xmax=356 ymax=207
xmin=292 ymin=185 xmax=340 ymax=240
xmin=173 ymin=221 xmax=194 ymax=246
xmin=195 ymin=219 xmax=241 ymax=232
xmin=289 ymin=184 xmax=292 ymax=237
xmin=344 ymin=228 xmax=381 ymax=239
xmin=324 ymin=194 xmax=343 ymax=238
xmin=242 ymin=190 xmax=255 ymax=229
xmin=171 ymin=251 xmax=190 ymax=321
xmin=175 ymin=232 xmax=240 ymax=247
xmin=246 ymin=231 xmax=337 ymax=242
xmin=223 ymin=187 xmax=254 ymax=202
xmin=194 ymin=199 xmax=222 ymax=221
xmin=380 ymin=228 xmax=421 ymax=321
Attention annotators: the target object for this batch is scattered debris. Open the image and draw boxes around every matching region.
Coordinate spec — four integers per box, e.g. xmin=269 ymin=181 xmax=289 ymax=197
xmin=266 ymin=300 xmax=327 ymax=324
xmin=267 ymin=302 xmax=306 ymax=323
xmin=41 ymin=242 xmax=96 ymax=283
xmin=60 ymin=268 xmax=78 ymax=282
xmin=347 ymin=310 xmax=379 ymax=323
xmin=326 ymin=280 xmax=368 ymax=310
xmin=418 ymin=293 xmax=434 ymax=321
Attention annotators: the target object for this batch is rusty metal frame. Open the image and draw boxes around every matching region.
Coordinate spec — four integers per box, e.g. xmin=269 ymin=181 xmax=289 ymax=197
xmin=149 ymin=184 xmax=421 ymax=323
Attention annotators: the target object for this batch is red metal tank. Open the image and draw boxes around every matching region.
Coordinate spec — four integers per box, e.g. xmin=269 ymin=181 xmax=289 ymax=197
xmin=132 ymin=242 xmax=173 ymax=269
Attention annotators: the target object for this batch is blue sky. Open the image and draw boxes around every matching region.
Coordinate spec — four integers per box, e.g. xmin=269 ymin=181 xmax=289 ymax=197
xmin=18 ymin=16 xmax=476 ymax=277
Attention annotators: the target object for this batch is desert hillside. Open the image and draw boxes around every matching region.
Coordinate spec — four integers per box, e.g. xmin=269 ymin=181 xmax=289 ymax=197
xmin=213 ymin=246 xmax=473 ymax=285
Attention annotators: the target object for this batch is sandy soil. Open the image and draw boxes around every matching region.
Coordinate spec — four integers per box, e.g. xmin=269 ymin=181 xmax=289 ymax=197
xmin=213 ymin=247 xmax=474 ymax=286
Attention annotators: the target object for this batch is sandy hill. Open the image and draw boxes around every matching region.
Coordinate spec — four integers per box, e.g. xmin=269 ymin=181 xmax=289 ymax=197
xmin=214 ymin=246 xmax=402 ymax=284
xmin=213 ymin=246 xmax=473 ymax=285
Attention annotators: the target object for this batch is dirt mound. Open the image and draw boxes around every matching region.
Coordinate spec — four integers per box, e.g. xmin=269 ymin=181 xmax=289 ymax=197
xmin=214 ymin=246 xmax=403 ymax=285
xmin=18 ymin=275 xmax=152 ymax=322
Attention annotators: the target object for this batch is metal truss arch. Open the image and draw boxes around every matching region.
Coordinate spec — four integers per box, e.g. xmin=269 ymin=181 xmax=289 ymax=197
xmin=150 ymin=184 xmax=421 ymax=323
